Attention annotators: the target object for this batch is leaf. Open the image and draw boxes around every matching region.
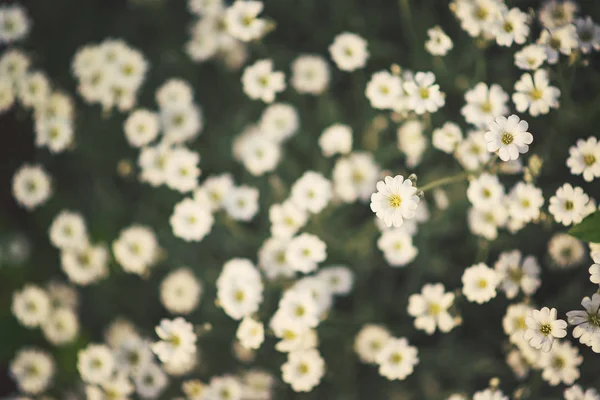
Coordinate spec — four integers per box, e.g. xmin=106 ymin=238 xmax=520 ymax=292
xmin=568 ymin=211 xmax=600 ymax=243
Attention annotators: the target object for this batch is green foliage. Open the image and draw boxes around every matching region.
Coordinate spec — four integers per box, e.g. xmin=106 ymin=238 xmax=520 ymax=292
xmin=569 ymin=211 xmax=600 ymax=243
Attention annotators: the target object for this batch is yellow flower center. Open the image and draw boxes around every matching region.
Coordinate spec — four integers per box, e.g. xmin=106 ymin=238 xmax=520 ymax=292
xmin=530 ymin=88 xmax=543 ymax=100
xmin=583 ymin=154 xmax=596 ymax=166
xmin=388 ymin=194 xmax=402 ymax=208
xmin=501 ymin=132 xmax=514 ymax=145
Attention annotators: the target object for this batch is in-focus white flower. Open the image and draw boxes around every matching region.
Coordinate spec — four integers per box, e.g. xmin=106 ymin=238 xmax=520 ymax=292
xmin=514 ymin=44 xmax=548 ymax=70
xmin=462 ymin=263 xmax=499 ymax=304
xmin=566 ymin=293 xmax=600 ymax=347
xmin=370 ymin=175 xmax=419 ymax=228
xmin=375 ymin=337 xmax=419 ymax=381
xmin=513 ymin=69 xmax=560 ymax=117
xmin=329 ymin=32 xmax=369 ymax=71
xmin=160 ymin=268 xmax=202 ymax=315
xmin=291 ymin=55 xmax=330 ymax=95
xmin=408 ymin=283 xmax=457 ymax=334
xmin=461 ymin=83 xmax=509 ymax=128
xmin=524 ymin=307 xmax=567 ymax=352
xmin=319 ymin=124 xmax=353 ymax=157
xmin=152 ymin=317 xmax=197 ymax=364
xmin=566 ymin=137 xmax=600 ymax=182
xmin=225 ymin=0 xmax=266 ymax=42
xmin=425 ymin=26 xmax=453 ymax=56
xmin=548 ymin=183 xmax=590 ymax=226
xmin=242 ymin=59 xmax=285 ymax=103
xmin=236 ymin=317 xmax=265 ymax=350
xmin=484 ymin=114 xmax=533 ymax=161
xmin=403 ymin=71 xmax=445 ymax=115
xmin=281 ymin=349 xmax=325 ymax=392
xmin=12 ymin=164 xmax=53 ymax=210
xmin=10 ymin=348 xmax=54 ymax=395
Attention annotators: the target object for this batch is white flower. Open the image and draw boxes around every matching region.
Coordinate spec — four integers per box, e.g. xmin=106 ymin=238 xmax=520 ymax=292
xmin=242 ymin=59 xmax=285 ymax=103
xmin=549 ymin=233 xmax=586 ymax=269
xmin=217 ymin=258 xmax=264 ymax=320
xmin=462 ymin=263 xmax=499 ymax=304
xmin=468 ymin=205 xmax=507 ymax=240
xmin=538 ymin=24 xmax=578 ymax=64
xmin=286 ymin=233 xmax=327 ymax=274
xmin=0 ymin=77 xmax=15 ymax=112
xmin=225 ymin=0 xmax=266 ymax=42
xmin=566 ymin=293 xmax=600 ymax=347
xmin=259 ymin=103 xmax=299 ymax=143
xmin=319 ymin=124 xmax=353 ymax=157
xmin=277 ymin=289 xmax=320 ymax=329
xmin=462 ymin=83 xmax=509 ymax=129
xmin=425 ymin=26 xmax=453 ymax=56
xmin=241 ymin=370 xmax=274 ymax=400
xmin=506 ymin=182 xmax=544 ymax=224
xmin=539 ymin=340 xmax=582 ymax=386
xmin=290 ymin=171 xmax=332 ymax=214
xmin=513 ymin=69 xmax=560 ymax=117
xmin=575 ymin=16 xmax=600 ymax=54
xmin=548 ymin=183 xmax=590 ymax=226
xmin=370 ymin=175 xmax=419 ymax=228
xmin=152 ymin=317 xmax=197 ymax=364
xmin=317 ymin=265 xmax=354 ymax=296
xmin=236 ymin=317 xmax=264 ymax=350
xmin=452 ymin=0 xmax=506 ymax=38
xmin=408 ymin=283 xmax=457 ymax=334
xmin=332 ymin=152 xmax=380 ymax=203
xmin=12 ymin=164 xmax=53 ymax=210
xmin=494 ymin=250 xmax=540 ymax=299
xmin=281 ymin=349 xmax=325 ymax=392
xmin=240 ymin=134 xmax=281 ymax=176
xmin=403 ymin=71 xmax=445 ymax=114
xmin=258 ymin=237 xmax=296 ymax=280
xmin=10 ymin=348 xmax=54 ymax=395
xmin=19 ymin=71 xmax=51 ymax=109
xmin=366 ymin=70 xmax=402 ymax=110
xmin=12 ymin=284 xmax=51 ymax=328
xmin=524 ymin=307 xmax=567 ymax=352
xmin=61 ymin=243 xmax=109 ymax=286
xmin=484 ymin=114 xmax=533 ymax=161
xmin=0 ymin=5 xmax=30 ymax=43
xmin=538 ymin=0 xmax=578 ymax=29
xmin=397 ymin=119 xmax=428 ymax=168
xmin=375 ymin=337 xmax=419 ymax=380
xmin=566 ymin=136 xmax=600 ymax=182
xmin=564 ymin=385 xmax=600 ymax=400
xmin=164 ymin=147 xmax=201 ymax=192
xmin=49 ymin=210 xmax=88 ymax=251
xmin=377 ymin=229 xmax=418 ymax=267
xmin=42 ymin=308 xmax=79 ymax=345
xmin=124 ymin=109 xmax=160 ymax=147
xmin=170 ymin=197 xmax=214 ymax=242
xmin=77 ymin=344 xmax=115 ymax=384
xmin=134 ymin=362 xmax=169 ymax=398
xmin=156 ymin=78 xmax=194 ymax=108
xmin=269 ymin=200 xmax=308 ymax=238
xmin=160 ymin=268 xmax=202 ymax=315
xmin=456 ymin=130 xmax=491 ymax=170
xmin=112 ymin=225 xmax=158 ymax=275
xmin=329 ymin=32 xmax=369 ymax=71
xmin=291 ymin=55 xmax=330 ymax=95
xmin=138 ymin=144 xmax=172 ymax=187
xmin=196 ymin=173 xmax=234 ymax=211
xmin=503 ymin=303 xmax=534 ymax=343
xmin=354 ymin=324 xmax=391 ymax=364
xmin=473 ymin=389 xmax=509 ymax=400
xmin=467 ymin=173 xmax=505 ymax=211
xmin=590 ymin=253 xmax=600 ymax=285
xmin=494 ymin=7 xmax=530 ymax=46
xmin=224 ymin=185 xmax=259 ymax=221
xmin=433 ymin=122 xmax=463 ymax=154
xmin=514 ymin=44 xmax=548 ymax=70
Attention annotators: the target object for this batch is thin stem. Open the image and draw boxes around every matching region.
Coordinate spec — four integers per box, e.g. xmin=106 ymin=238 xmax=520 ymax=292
xmin=419 ymin=172 xmax=468 ymax=192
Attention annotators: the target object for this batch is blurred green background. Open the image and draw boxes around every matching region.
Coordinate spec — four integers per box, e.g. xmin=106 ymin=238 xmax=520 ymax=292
xmin=1 ymin=0 xmax=600 ymax=398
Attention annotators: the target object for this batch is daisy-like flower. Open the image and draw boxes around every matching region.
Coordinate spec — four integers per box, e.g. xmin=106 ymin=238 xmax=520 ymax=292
xmin=241 ymin=59 xmax=285 ymax=103
xmin=566 ymin=293 xmax=600 ymax=347
xmin=0 ymin=5 xmax=30 ymax=44
xmin=590 ymin=253 xmax=600 ymax=285
xmin=461 ymin=83 xmax=509 ymax=128
xmin=538 ymin=0 xmax=578 ymax=29
xmin=467 ymin=173 xmax=505 ymax=211
xmin=408 ymin=283 xmax=457 ymax=334
xmin=494 ymin=7 xmax=530 ymax=47
xmin=425 ymin=26 xmax=453 ymax=56
xmin=259 ymin=102 xmax=299 ymax=143
xmin=152 ymin=317 xmax=197 ymax=364
xmin=224 ymin=0 xmax=266 ymax=42
xmin=513 ymin=69 xmax=560 ymax=117
xmin=548 ymin=183 xmax=590 ymax=226
xmin=366 ymin=70 xmax=402 ymax=110
xmin=370 ymin=175 xmax=419 ymax=228
xmin=494 ymin=250 xmax=541 ymax=299
xmin=236 ymin=317 xmax=265 ymax=350
xmin=524 ymin=307 xmax=567 ymax=352
xmin=484 ymin=114 xmax=533 ymax=161
xmin=285 ymin=233 xmax=327 ymax=274
xmin=503 ymin=303 xmax=534 ymax=343
xmin=564 ymin=385 xmax=600 ymax=400
xmin=77 ymin=344 xmax=115 ymax=384
xmin=432 ymin=122 xmax=463 ymax=154
xmin=10 ymin=348 xmax=54 ymax=395
xmin=290 ymin=171 xmax=332 ymax=214
xmin=456 ymin=130 xmax=491 ymax=170
xmin=468 ymin=205 xmax=508 ymax=240
xmin=506 ymin=181 xmax=544 ymax=224
xmin=538 ymin=24 xmax=578 ymax=64
xmin=281 ymin=349 xmax=325 ymax=392
xmin=575 ymin=16 xmax=600 ymax=54
xmin=319 ymin=124 xmax=353 ymax=157
xmin=12 ymin=284 xmax=51 ymax=328
xmin=160 ymin=268 xmax=203 ymax=315
xmin=42 ymin=308 xmax=79 ymax=345
xmin=290 ymin=55 xmax=330 ymax=95
xmin=170 ymin=197 xmax=214 ymax=242
xmin=566 ymin=137 xmax=600 ymax=182
xmin=514 ymin=44 xmax=548 ymax=70
xmin=112 ymin=225 xmax=158 ymax=275
xmin=549 ymin=233 xmax=586 ymax=269
xmin=452 ymin=0 xmax=506 ymax=38
xmin=375 ymin=337 xmax=419 ymax=381
xmin=539 ymin=340 xmax=582 ymax=386
xmin=123 ymin=109 xmax=160 ymax=148
xmin=354 ymin=324 xmax=391 ymax=364
xmin=462 ymin=263 xmax=499 ymax=304
xmin=403 ymin=71 xmax=445 ymax=115
xmin=328 ymin=32 xmax=369 ymax=72
xmin=12 ymin=164 xmax=53 ymax=210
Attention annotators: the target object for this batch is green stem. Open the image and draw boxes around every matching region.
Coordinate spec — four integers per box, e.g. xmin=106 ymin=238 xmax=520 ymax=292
xmin=418 ymin=172 xmax=468 ymax=192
